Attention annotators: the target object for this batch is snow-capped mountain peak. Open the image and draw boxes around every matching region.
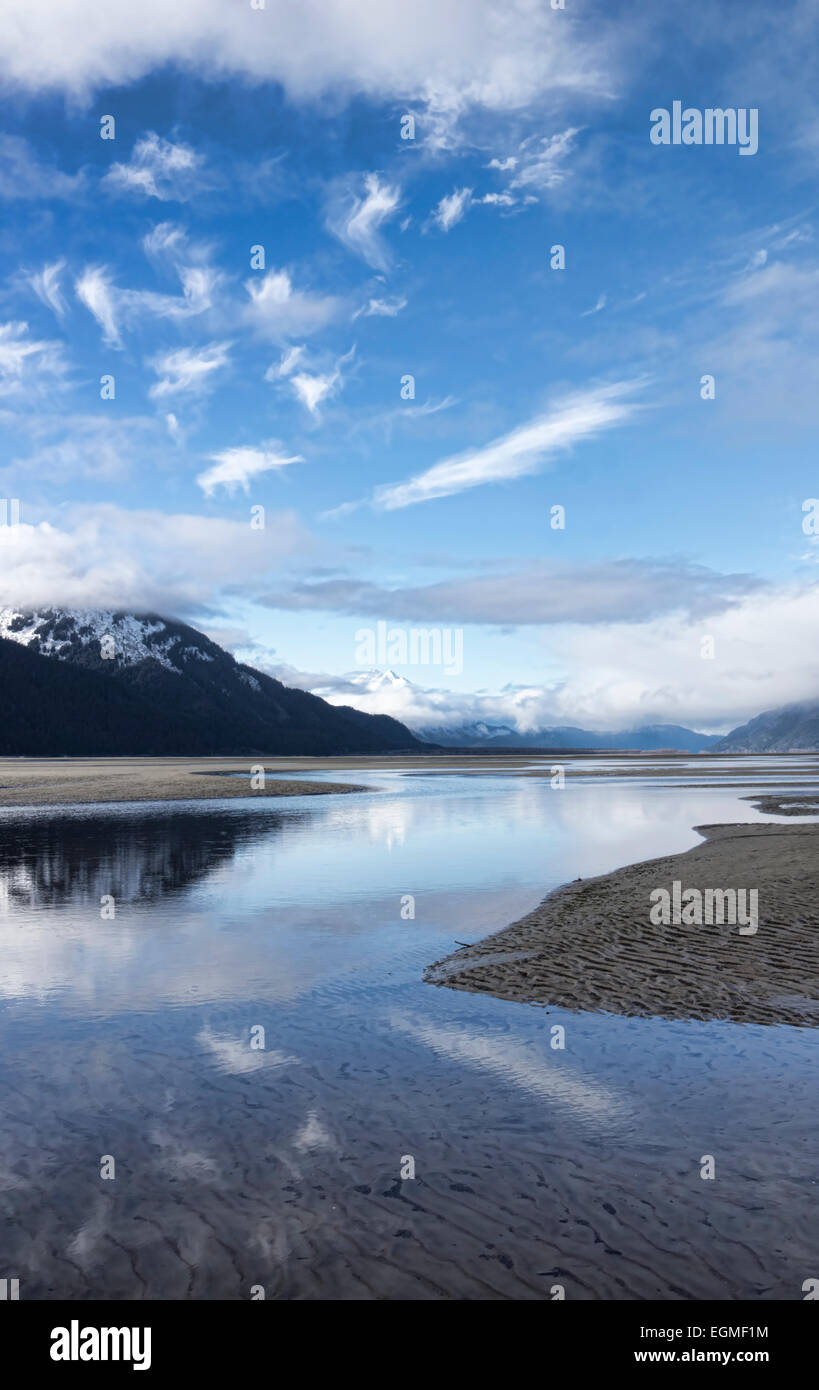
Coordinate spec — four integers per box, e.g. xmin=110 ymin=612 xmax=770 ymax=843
xmin=0 ymin=607 xmax=422 ymax=755
xmin=0 ymin=608 xmax=216 ymax=674
xmin=347 ymin=667 xmax=415 ymax=692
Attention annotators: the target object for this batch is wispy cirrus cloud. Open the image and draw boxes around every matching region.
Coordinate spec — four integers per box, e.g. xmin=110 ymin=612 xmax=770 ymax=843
xmin=243 ymin=269 xmax=342 ymax=342
xmin=509 ymin=127 xmax=581 ymax=192
xmin=581 ymin=293 xmax=607 ymax=317
xmin=478 ymin=128 xmax=582 ymax=211
xmin=148 ymin=342 xmax=232 ymax=399
xmin=352 ymin=295 xmax=407 ymax=319
xmin=138 ymin=222 xmax=223 ymax=317
xmin=332 ymin=380 xmax=643 ymax=514
xmin=75 ymin=265 xmax=122 ymax=347
xmin=266 ymin=343 xmax=355 ymax=417
xmin=431 ymin=186 xmax=472 ymax=232
xmin=327 ymin=174 xmax=401 ymax=270
xmin=0 ymin=321 xmax=66 ymax=396
xmin=103 ymin=132 xmax=211 ymax=202
xmin=196 ymin=444 xmax=303 ymax=497
xmin=28 ymin=260 xmax=68 ymax=320
xmin=73 ymin=229 xmax=222 ymax=347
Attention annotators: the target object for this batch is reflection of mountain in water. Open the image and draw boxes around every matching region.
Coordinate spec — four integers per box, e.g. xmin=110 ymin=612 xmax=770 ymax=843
xmin=0 ymin=808 xmax=291 ymax=911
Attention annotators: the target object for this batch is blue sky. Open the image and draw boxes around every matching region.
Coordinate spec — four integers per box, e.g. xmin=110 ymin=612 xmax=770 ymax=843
xmin=1 ymin=0 xmax=818 ymax=733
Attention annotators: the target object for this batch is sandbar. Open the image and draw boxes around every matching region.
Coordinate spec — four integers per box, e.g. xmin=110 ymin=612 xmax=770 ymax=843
xmin=426 ymin=822 xmax=819 ymax=1027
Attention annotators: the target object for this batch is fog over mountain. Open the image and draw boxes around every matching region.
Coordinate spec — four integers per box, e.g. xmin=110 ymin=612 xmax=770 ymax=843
xmin=2 ymin=610 xmax=816 ymax=755
xmin=305 ymin=667 xmax=721 ymax=750
xmin=715 ymin=699 xmax=819 ymax=753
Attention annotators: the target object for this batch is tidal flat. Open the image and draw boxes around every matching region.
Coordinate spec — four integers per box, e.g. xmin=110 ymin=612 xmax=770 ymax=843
xmin=1 ymin=753 xmax=817 ymax=1299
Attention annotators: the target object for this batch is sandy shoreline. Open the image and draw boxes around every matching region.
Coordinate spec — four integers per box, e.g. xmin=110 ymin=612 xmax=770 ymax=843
xmin=426 ymin=822 xmax=819 ymax=1027
xmin=2 ymin=750 xmax=818 ymax=809
xmin=0 ymin=758 xmax=370 ymax=806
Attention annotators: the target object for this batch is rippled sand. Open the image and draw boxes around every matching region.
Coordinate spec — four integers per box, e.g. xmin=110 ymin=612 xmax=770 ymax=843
xmin=426 ymin=823 xmax=819 ymax=1027
xmin=3 ymin=999 xmax=815 ymax=1301
xmin=3 ymin=775 xmax=819 ymax=1300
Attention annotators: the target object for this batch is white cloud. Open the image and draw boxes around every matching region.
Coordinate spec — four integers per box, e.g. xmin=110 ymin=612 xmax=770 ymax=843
xmin=52 ymin=228 xmax=221 ymax=353
xmin=358 ymin=380 xmax=642 ymax=511
xmin=581 ymin=293 xmax=607 ymax=317
xmin=103 ymin=132 xmax=208 ymax=201
xmin=196 ymin=445 xmax=302 ymax=497
xmin=543 ymin=582 xmax=819 ymax=732
xmin=75 ymin=265 xmax=121 ymax=347
xmin=0 ymin=504 xmax=310 ymax=611
xmin=120 ymin=225 xmax=224 ymax=329
xmin=474 ymin=129 xmax=581 ymax=214
xmin=432 ymin=186 xmax=472 ymax=232
xmin=148 ymin=342 xmax=232 ymax=398
xmin=128 ymin=269 xmax=221 ymax=322
xmin=509 ymin=127 xmax=581 ymax=191
xmin=142 ymin=222 xmax=189 ymax=261
xmin=265 ymin=347 xmax=305 ymax=386
xmin=29 ymin=260 xmax=68 ymax=320
xmin=141 ymin=223 xmax=223 ymax=311
xmin=243 ymin=269 xmax=342 ymax=342
xmin=273 ymin=580 xmax=819 ymax=735
xmin=165 ymin=412 xmax=182 ymax=443
xmin=0 ymin=321 xmax=66 ymax=396
xmin=352 ymin=296 xmax=407 ymax=319
xmin=283 ymin=345 xmax=355 ymax=417
xmin=328 ymin=174 xmax=401 ymax=270
xmin=290 ymin=371 xmax=340 ymax=416
xmin=265 ymin=345 xmax=307 ymax=380
xmin=165 ymin=264 xmax=219 ymax=316
xmin=259 ymin=558 xmax=758 ymax=627
xmin=73 ymin=257 xmax=220 ymax=347
xmin=0 ymin=2 xmax=616 ymax=127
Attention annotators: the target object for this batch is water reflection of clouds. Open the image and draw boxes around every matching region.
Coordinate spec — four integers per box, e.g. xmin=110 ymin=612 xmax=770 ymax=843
xmin=1 ymin=762 xmax=814 ymax=1019
xmin=389 ymin=1012 xmax=632 ymax=1130
xmin=196 ymin=1026 xmax=301 ymax=1076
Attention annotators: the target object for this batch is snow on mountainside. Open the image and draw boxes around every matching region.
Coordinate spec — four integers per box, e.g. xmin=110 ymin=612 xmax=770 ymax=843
xmin=0 ymin=609 xmax=421 ymax=755
xmin=0 ymin=608 xmax=215 ymax=673
xmin=345 ymin=668 xmax=413 ymax=693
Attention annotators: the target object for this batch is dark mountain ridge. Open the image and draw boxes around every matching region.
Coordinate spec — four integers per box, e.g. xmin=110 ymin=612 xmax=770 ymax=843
xmin=715 ymin=698 xmax=819 ymax=753
xmin=0 ymin=609 xmax=421 ymax=756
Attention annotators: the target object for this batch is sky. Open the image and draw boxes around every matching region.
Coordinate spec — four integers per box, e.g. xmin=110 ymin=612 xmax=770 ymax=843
xmin=1 ymin=0 xmax=818 ymax=734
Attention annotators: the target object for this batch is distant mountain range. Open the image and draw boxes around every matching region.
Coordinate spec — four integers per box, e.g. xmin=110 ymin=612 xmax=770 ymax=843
xmin=417 ymin=720 xmax=722 ymax=752
xmin=1 ymin=611 xmax=815 ymax=756
xmin=714 ymin=698 xmax=819 ymax=753
xmin=342 ymin=669 xmax=819 ymax=753
xmin=0 ymin=609 xmax=421 ymax=756
xmin=340 ymin=669 xmax=721 ymax=752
